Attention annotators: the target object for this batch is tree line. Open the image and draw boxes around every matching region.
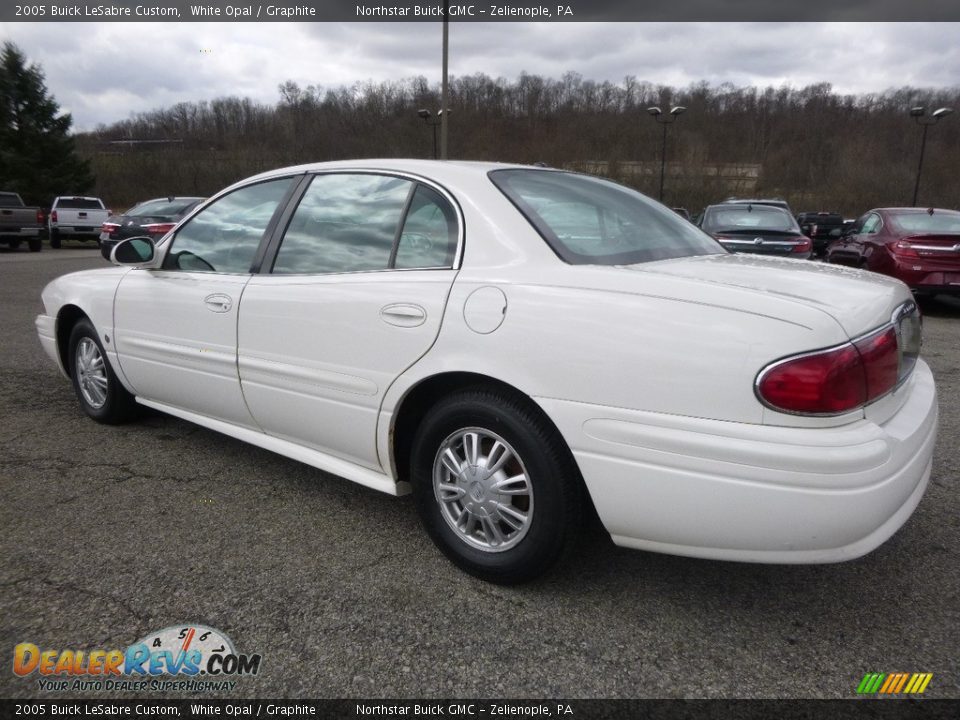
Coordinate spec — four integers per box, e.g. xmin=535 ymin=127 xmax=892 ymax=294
xmin=80 ymin=73 xmax=959 ymax=217
xmin=3 ymin=41 xmax=957 ymax=218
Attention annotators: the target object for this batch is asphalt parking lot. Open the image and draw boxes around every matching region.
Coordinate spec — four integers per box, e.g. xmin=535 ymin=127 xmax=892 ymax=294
xmin=1 ymin=244 xmax=958 ymax=700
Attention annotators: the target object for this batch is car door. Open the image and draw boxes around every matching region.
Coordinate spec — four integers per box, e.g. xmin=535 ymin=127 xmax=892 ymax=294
xmin=855 ymin=212 xmax=883 ymax=267
xmin=113 ymin=176 xmax=297 ymax=427
xmin=237 ymin=172 xmax=461 ymax=471
xmin=831 ymin=213 xmax=872 ymax=266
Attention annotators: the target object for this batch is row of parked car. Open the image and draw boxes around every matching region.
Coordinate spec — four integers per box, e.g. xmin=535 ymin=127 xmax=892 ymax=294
xmin=8 ymin=181 xmax=958 ymax=301
xmin=0 ymin=193 xmax=204 ymax=252
xmin=681 ymin=198 xmax=960 ymax=299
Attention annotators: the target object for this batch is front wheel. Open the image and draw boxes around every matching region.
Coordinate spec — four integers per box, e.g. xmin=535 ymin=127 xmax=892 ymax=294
xmin=68 ymin=318 xmax=137 ymax=423
xmin=410 ymin=389 xmax=583 ymax=584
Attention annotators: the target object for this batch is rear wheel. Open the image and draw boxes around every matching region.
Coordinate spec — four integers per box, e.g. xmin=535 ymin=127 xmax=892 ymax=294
xmin=28 ymin=236 xmax=42 ymax=252
xmin=410 ymin=388 xmax=582 ymax=584
xmin=8 ymin=240 xmax=22 ymax=250
xmin=68 ymin=318 xmax=137 ymax=424
xmin=50 ymin=229 xmax=61 ymax=249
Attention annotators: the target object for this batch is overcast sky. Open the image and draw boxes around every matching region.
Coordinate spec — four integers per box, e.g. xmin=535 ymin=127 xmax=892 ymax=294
xmin=2 ymin=22 xmax=958 ymax=131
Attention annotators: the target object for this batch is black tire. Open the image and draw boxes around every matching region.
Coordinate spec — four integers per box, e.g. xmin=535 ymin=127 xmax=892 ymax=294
xmin=8 ymin=240 xmax=22 ymax=250
xmin=28 ymin=236 xmax=42 ymax=252
xmin=410 ymin=388 xmax=583 ymax=584
xmin=68 ymin=318 xmax=137 ymax=424
xmin=50 ymin=230 xmax=61 ymax=249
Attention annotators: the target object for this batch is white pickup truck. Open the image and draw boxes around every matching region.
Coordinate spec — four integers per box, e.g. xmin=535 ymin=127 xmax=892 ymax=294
xmin=48 ymin=196 xmax=111 ymax=248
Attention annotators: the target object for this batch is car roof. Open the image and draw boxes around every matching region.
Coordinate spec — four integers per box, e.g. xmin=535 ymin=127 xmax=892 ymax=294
xmin=704 ymin=203 xmax=791 ymax=213
xmin=239 ymin=159 xmax=544 ymax=186
xmin=872 ymin=207 xmax=960 ymax=215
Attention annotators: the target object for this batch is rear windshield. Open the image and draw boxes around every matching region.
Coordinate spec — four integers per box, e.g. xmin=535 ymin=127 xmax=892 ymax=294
xmin=891 ymin=212 xmax=960 ymax=234
xmin=56 ymin=198 xmax=104 ymax=210
xmin=126 ymin=198 xmax=204 ymax=218
xmin=489 ymin=169 xmax=723 ymax=265
xmin=702 ymin=206 xmax=800 ymax=233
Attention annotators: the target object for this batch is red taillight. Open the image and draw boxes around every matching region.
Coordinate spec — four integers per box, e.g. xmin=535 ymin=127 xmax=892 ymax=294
xmin=758 ymin=344 xmax=866 ymax=414
xmin=893 ymin=240 xmax=919 ymax=257
xmin=51 ymin=210 xmax=58 ymax=223
xmin=37 ymin=209 xmax=44 ymax=224
xmin=855 ymin=327 xmax=899 ymax=400
xmin=143 ymin=222 xmax=175 ymax=236
xmin=791 ymin=237 xmax=812 ymax=254
xmin=101 ymin=222 xmax=120 ymax=233
xmin=757 ymin=327 xmax=901 ymax=415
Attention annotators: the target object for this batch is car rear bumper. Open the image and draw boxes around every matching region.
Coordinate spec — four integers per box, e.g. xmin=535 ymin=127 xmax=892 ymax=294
xmin=0 ymin=228 xmax=40 ymax=238
xmin=891 ymin=259 xmax=960 ymax=294
xmin=537 ymin=359 xmax=938 ymax=563
xmin=53 ymin=226 xmax=100 ymax=238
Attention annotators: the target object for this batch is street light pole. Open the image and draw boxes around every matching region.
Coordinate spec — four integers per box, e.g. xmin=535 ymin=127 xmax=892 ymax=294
xmin=440 ymin=0 xmax=449 ymax=160
xmin=910 ymin=106 xmax=954 ymax=207
xmin=417 ymin=109 xmax=446 ymax=159
xmin=646 ymin=105 xmax=686 ymax=203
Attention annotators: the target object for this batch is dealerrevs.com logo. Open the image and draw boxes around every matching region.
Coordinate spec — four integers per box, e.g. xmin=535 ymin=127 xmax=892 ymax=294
xmin=13 ymin=625 xmax=261 ymax=693
xmin=856 ymin=672 xmax=934 ymax=695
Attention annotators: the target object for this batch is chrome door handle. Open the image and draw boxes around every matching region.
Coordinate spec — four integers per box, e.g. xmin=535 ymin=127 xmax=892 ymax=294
xmin=380 ymin=303 xmax=427 ymax=328
xmin=204 ymin=293 xmax=233 ymax=313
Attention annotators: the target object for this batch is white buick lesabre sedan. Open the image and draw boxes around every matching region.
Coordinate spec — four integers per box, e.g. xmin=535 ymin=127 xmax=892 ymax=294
xmin=36 ymin=160 xmax=938 ymax=583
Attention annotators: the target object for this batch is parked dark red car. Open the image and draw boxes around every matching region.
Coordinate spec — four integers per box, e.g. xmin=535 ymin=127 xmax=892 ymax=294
xmin=825 ymin=208 xmax=960 ymax=297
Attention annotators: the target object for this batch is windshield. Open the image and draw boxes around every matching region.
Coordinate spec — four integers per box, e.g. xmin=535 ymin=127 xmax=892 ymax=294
xmin=489 ymin=169 xmax=723 ymax=265
xmin=891 ymin=212 xmax=960 ymax=235
xmin=702 ymin=206 xmax=800 ymax=233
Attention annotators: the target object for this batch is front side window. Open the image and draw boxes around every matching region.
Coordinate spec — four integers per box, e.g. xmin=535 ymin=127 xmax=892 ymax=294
xmin=162 ymin=178 xmax=292 ymax=273
xmin=490 ymin=169 xmax=722 ymax=265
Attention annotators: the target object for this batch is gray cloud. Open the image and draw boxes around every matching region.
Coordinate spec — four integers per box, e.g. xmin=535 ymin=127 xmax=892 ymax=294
xmin=1 ymin=22 xmax=957 ymax=131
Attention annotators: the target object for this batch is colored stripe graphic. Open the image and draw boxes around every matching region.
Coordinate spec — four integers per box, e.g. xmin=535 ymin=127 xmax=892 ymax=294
xmin=856 ymin=672 xmax=932 ymax=694
xmin=856 ymin=673 xmax=885 ymax=694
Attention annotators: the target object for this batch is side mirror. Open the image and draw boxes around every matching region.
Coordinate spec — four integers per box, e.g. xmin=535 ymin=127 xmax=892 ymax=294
xmin=110 ymin=236 xmax=157 ymax=267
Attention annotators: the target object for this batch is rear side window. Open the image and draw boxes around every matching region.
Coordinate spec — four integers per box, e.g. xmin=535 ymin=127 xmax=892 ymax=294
xmin=272 ymin=173 xmax=459 ymax=275
xmin=490 ymin=169 xmax=722 ymax=265
xmin=56 ymin=198 xmax=104 ymax=210
xmin=394 ymin=185 xmax=458 ymax=269
xmin=861 ymin=214 xmax=882 ymax=234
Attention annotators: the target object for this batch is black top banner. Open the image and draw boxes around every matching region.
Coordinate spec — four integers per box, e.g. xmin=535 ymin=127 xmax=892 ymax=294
xmin=4 ymin=0 xmax=960 ymax=22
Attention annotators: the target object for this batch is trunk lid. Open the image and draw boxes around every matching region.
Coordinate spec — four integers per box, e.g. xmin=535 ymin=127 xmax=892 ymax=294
xmin=624 ymin=253 xmax=911 ymax=339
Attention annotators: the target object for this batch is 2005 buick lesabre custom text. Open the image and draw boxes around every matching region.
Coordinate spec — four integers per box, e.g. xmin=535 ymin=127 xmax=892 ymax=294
xmin=36 ymin=160 xmax=938 ymax=583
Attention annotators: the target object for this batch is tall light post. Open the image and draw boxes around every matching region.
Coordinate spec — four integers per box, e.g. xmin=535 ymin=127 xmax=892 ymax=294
xmin=440 ymin=0 xmax=449 ymax=159
xmin=418 ymin=108 xmax=445 ymax=159
xmin=647 ymin=105 xmax=686 ymax=203
xmin=910 ymin=106 xmax=954 ymax=207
